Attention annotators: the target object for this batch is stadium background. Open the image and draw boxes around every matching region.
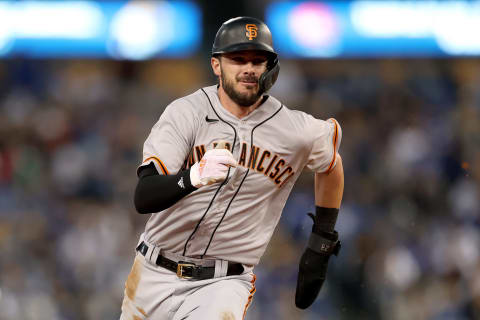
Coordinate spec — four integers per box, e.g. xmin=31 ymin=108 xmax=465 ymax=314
xmin=0 ymin=1 xmax=479 ymax=319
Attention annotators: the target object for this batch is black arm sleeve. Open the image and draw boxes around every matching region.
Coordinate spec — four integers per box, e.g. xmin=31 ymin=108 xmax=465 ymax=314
xmin=134 ymin=163 xmax=197 ymax=214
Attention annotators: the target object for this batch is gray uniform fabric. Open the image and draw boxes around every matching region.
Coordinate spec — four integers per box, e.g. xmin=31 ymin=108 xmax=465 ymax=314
xmin=138 ymin=85 xmax=341 ymax=266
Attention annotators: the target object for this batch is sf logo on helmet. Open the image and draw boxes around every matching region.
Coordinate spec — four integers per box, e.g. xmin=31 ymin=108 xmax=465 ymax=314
xmin=245 ymin=24 xmax=258 ymax=40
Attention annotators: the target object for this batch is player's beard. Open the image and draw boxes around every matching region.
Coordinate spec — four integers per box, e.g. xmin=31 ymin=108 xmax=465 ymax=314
xmin=220 ymin=70 xmax=262 ymax=107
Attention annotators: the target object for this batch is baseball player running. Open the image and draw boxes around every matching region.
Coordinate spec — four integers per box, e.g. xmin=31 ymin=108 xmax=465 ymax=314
xmin=120 ymin=16 xmax=344 ymax=319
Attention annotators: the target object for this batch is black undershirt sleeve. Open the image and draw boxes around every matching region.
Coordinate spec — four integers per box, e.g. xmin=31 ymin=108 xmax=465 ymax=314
xmin=134 ymin=162 xmax=197 ymax=214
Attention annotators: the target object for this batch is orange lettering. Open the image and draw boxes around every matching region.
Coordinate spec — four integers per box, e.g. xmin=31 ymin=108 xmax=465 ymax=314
xmin=238 ymin=143 xmax=247 ymax=167
xmin=256 ymin=150 xmax=270 ymax=173
xmin=245 ymin=24 xmax=258 ymax=40
xmin=269 ymin=159 xmax=285 ymax=179
xmin=248 ymin=145 xmax=260 ymax=170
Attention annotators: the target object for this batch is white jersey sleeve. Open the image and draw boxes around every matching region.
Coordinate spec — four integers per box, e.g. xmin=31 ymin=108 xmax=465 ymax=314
xmin=139 ymin=99 xmax=198 ymax=175
xmin=305 ymin=116 xmax=342 ymax=173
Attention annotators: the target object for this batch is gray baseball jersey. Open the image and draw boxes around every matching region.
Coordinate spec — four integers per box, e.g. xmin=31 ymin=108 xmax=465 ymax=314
xmin=139 ymin=85 xmax=341 ymax=266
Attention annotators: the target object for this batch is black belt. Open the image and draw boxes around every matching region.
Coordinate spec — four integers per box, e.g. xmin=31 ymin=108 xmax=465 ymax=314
xmin=136 ymin=241 xmax=244 ymax=280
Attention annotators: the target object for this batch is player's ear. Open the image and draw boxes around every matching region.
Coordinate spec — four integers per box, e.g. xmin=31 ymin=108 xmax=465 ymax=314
xmin=211 ymin=56 xmax=221 ymax=77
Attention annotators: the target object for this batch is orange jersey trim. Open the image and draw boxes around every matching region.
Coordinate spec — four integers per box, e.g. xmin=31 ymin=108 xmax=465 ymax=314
xmin=243 ymin=274 xmax=257 ymax=319
xmin=325 ymin=119 xmax=339 ymax=173
xmin=143 ymin=156 xmax=169 ymax=175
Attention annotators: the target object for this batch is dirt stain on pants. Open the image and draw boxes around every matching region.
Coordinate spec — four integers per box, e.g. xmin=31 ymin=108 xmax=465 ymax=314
xmin=122 ymin=257 xmax=148 ymax=319
xmin=126 ymin=257 xmax=142 ymax=300
xmin=221 ymin=311 xmax=235 ymax=320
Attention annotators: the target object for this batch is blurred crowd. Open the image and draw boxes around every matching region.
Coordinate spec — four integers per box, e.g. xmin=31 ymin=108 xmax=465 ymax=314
xmin=0 ymin=56 xmax=479 ymax=320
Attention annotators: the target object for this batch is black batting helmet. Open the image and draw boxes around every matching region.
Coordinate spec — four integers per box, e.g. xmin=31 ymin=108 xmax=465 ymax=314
xmin=212 ymin=16 xmax=280 ymax=93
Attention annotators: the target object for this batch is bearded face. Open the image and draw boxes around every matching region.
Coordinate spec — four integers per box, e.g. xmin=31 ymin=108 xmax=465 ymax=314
xmin=220 ymin=65 xmax=262 ymax=107
xmin=215 ymin=51 xmax=269 ymax=107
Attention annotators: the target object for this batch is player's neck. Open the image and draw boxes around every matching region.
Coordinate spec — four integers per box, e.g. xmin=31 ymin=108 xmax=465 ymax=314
xmin=217 ymin=86 xmax=262 ymax=119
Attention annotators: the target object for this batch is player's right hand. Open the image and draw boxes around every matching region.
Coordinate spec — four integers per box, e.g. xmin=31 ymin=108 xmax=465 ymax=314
xmin=190 ymin=149 xmax=237 ymax=188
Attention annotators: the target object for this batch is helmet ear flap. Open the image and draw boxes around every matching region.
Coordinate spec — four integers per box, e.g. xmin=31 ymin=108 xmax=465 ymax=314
xmin=259 ymin=57 xmax=280 ymax=94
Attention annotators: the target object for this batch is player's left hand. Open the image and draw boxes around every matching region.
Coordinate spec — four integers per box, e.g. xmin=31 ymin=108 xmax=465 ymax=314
xmin=295 ymin=245 xmax=331 ymax=309
xmin=295 ymin=214 xmax=341 ymax=309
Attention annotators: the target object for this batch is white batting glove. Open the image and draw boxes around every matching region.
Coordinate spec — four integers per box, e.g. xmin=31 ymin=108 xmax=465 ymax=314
xmin=190 ymin=149 xmax=237 ymax=188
